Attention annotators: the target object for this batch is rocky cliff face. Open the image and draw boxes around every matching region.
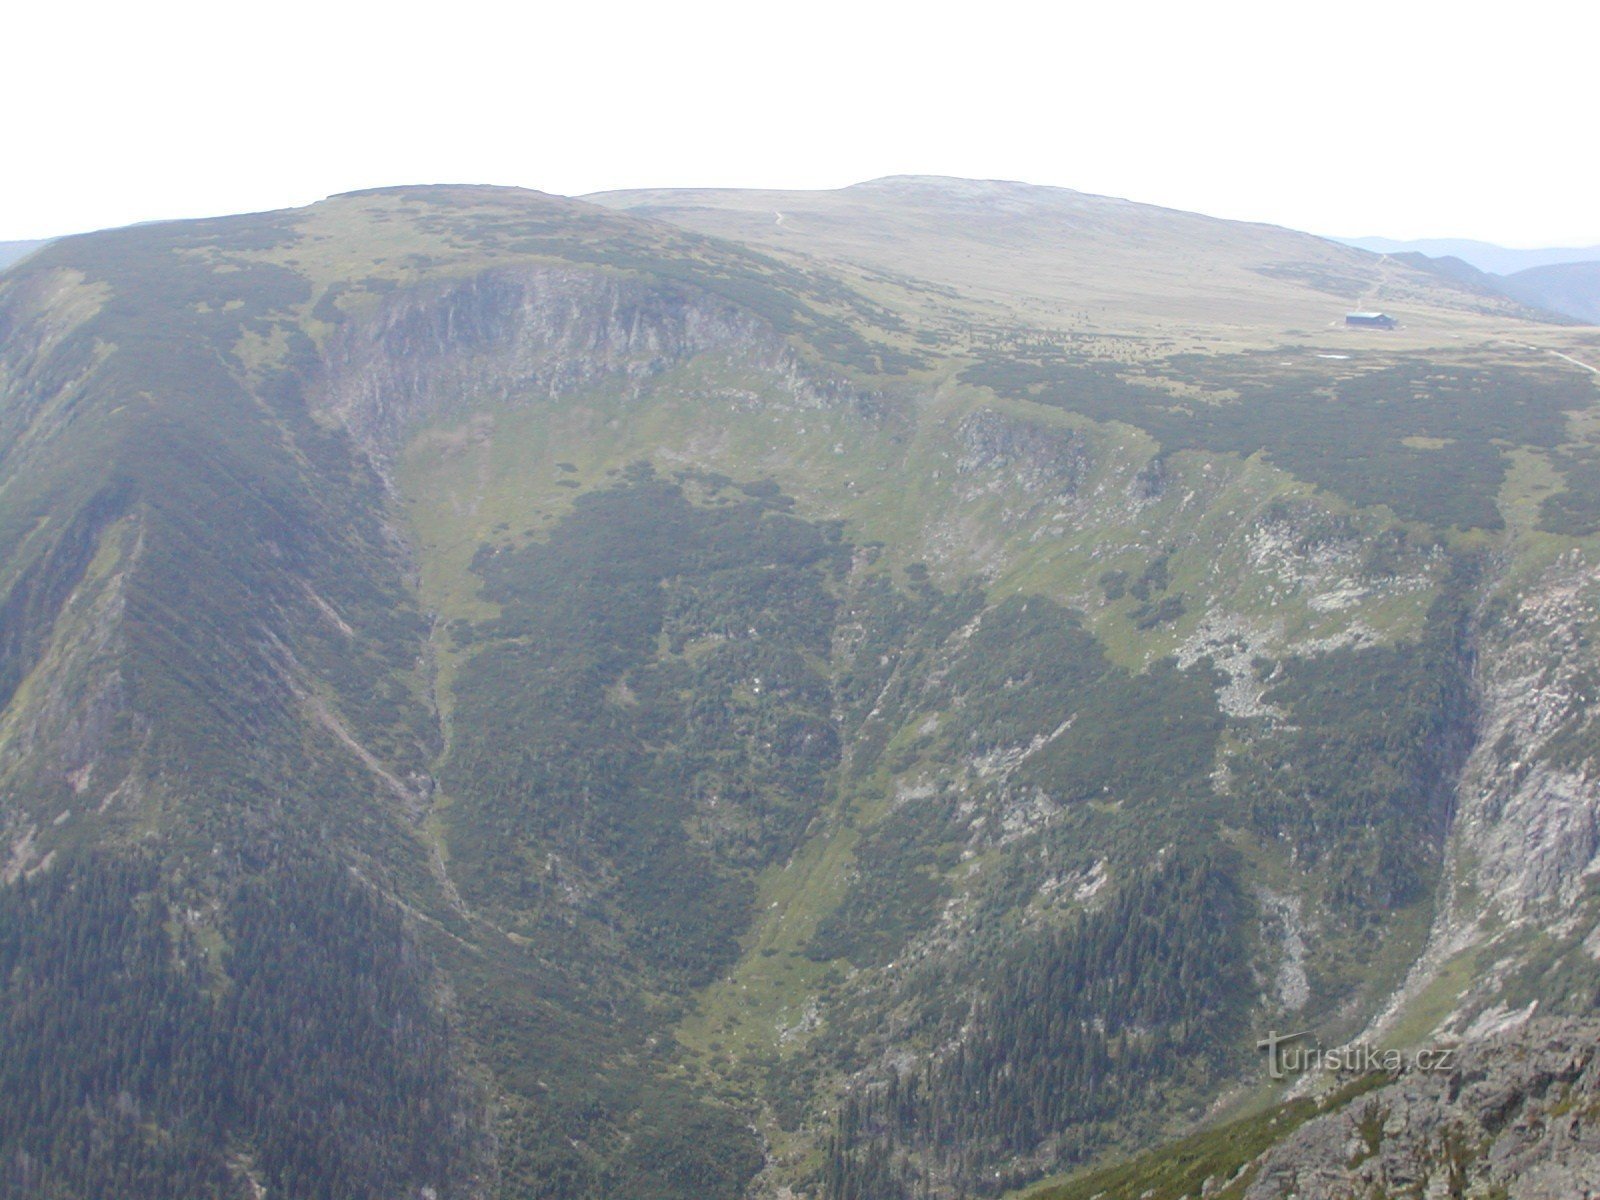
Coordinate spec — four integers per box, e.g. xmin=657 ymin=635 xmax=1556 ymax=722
xmin=1464 ymin=552 xmax=1600 ymax=919
xmin=1244 ymin=1019 xmax=1600 ymax=1200
xmin=313 ymin=266 xmax=874 ymax=468
xmin=1366 ymin=548 xmax=1600 ymax=1048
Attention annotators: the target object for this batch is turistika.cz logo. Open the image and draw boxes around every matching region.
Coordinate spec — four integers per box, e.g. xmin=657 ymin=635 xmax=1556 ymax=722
xmin=1256 ymin=1030 xmax=1457 ymax=1080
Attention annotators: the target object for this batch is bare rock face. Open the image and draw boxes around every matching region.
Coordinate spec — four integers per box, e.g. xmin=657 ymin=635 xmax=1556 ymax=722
xmin=1462 ymin=552 xmax=1600 ymax=921
xmin=1244 ymin=1019 xmax=1600 ymax=1200
xmin=311 ymin=266 xmax=866 ymax=466
xmin=1361 ymin=550 xmax=1600 ymax=1049
xmin=954 ymin=409 xmax=1087 ymax=495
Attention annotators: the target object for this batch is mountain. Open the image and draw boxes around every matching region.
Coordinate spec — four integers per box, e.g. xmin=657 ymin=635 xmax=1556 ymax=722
xmin=0 ymin=239 xmax=49 ymax=270
xmin=1498 ymin=260 xmax=1600 ymax=325
xmin=1390 ymin=249 xmax=1510 ymax=294
xmin=592 ymin=176 xmax=1549 ymax=327
xmin=1337 ymin=237 xmax=1600 ymax=326
xmin=1337 ymin=234 xmax=1600 ymax=276
xmin=2 ymin=178 xmax=1600 ymax=1200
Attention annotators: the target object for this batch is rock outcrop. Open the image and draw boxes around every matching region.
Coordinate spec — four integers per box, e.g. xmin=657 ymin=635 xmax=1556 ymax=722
xmin=1245 ymin=1019 xmax=1600 ymax=1200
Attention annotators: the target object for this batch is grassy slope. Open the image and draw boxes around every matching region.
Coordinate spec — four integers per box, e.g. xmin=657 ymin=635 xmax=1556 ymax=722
xmin=1015 ymin=1073 xmax=1394 ymax=1200
xmin=589 ymin=175 xmax=1548 ymax=345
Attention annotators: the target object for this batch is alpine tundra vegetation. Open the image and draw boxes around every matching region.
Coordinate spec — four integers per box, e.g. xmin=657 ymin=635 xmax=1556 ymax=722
xmin=2 ymin=177 xmax=1600 ymax=1199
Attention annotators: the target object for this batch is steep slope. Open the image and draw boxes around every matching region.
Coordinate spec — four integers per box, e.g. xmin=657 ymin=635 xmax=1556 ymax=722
xmin=1 ymin=180 xmax=1599 ymax=1200
xmin=0 ymin=186 xmax=880 ymax=1199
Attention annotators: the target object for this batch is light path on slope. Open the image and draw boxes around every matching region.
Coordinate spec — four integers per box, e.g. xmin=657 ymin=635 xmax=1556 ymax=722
xmin=1518 ymin=343 xmax=1600 ymax=376
xmin=1549 ymin=349 xmax=1599 ymax=375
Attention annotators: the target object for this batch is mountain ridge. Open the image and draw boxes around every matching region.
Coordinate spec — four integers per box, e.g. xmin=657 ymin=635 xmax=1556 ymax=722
xmin=1335 ymin=234 xmax=1600 ymax=276
xmin=1499 ymin=260 xmax=1600 ymax=325
xmin=590 ymin=177 xmax=1558 ymax=336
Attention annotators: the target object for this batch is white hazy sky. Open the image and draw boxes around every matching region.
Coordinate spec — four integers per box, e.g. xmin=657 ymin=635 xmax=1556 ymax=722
xmin=3 ymin=0 xmax=1594 ymax=246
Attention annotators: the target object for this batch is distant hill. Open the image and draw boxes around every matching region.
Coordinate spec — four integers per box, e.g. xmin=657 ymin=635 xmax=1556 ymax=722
xmin=1337 ymin=235 xmax=1600 ymax=275
xmin=1390 ymin=250 xmax=1503 ymax=293
xmin=592 ymin=175 xmax=1547 ymax=329
xmin=1388 ymin=251 xmax=1588 ymax=324
xmin=1496 ymin=260 xmax=1600 ymax=325
xmin=1336 ymin=237 xmax=1600 ymax=324
xmin=0 ymin=239 xmax=49 ymax=270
